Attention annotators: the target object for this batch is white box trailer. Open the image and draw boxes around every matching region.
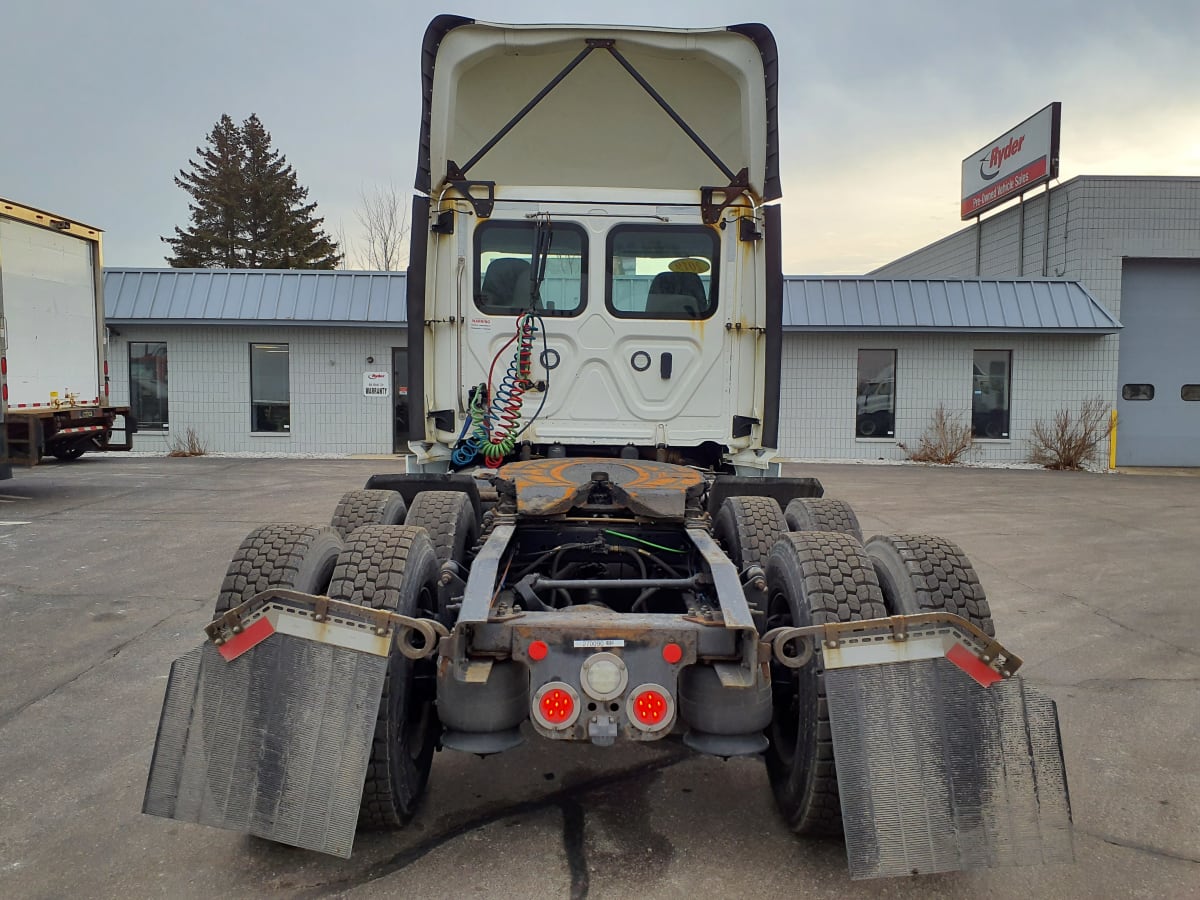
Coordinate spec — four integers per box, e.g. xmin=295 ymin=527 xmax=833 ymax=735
xmin=0 ymin=198 xmax=134 ymax=478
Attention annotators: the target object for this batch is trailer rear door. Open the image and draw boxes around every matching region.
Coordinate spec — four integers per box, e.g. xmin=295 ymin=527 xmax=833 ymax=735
xmin=0 ymin=216 xmax=102 ymax=408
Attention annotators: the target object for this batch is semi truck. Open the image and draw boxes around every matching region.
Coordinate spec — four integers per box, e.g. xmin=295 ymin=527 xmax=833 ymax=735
xmin=144 ymin=18 xmax=1073 ymax=879
xmin=0 ymin=198 xmax=135 ymax=478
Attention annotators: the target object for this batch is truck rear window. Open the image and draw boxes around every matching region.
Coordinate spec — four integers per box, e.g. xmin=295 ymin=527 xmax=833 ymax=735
xmin=474 ymin=221 xmax=586 ymax=316
xmin=606 ymin=225 xmax=718 ymax=320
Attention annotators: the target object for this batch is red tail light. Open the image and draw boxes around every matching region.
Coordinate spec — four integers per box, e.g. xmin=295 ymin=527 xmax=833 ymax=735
xmin=632 ymin=690 xmax=668 ymax=725
xmin=540 ymin=689 xmax=574 ymax=723
xmin=532 ymin=682 xmax=580 ymax=730
xmin=627 ymin=684 xmax=674 ymax=733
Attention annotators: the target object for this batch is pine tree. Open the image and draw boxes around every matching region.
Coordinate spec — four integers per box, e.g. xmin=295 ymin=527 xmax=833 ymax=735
xmin=163 ymin=114 xmax=341 ymax=269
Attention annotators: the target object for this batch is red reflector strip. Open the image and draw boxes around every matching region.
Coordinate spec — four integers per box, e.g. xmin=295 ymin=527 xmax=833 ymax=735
xmin=216 ymin=616 xmax=276 ymax=661
xmin=946 ymin=643 xmax=1002 ymax=688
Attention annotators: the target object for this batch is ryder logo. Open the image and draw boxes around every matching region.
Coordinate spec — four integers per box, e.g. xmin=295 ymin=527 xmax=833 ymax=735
xmin=979 ymin=135 xmax=1026 ymax=180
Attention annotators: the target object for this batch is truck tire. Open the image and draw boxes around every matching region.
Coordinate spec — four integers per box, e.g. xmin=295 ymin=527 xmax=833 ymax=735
xmin=327 ymin=525 xmax=441 ymax=829
xmin=784 ymin=498 xmax=863 ymax=542
xmin=330 ymin=489 xmax=407 ymax=539
xmin=714 ymin=495 xmax=787 ymax=570
xmin=764 ymin=531 xmax=886 ymax=836
xmin=214 ymin=524 xmax=343 ymax=616
xmin=404 ymin=490 xmax=479 ymax=565
xmin=864 ymin=534 xmax=994 ymax=636
xmin=50 ymin=442 xmax=88 ymax=461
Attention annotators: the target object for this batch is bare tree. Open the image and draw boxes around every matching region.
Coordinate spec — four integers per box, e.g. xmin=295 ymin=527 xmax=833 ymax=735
xmin=355 ymin=183 xmax=409 ymax=271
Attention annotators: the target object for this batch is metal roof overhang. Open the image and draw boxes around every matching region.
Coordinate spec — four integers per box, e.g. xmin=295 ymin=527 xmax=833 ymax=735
xmin=103 ymin=268 xmax=409 ymax=326
xmin=783 ymin=278 xmax=1121 ymax=334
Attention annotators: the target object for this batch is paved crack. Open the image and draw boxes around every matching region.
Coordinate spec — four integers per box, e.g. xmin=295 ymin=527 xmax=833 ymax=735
xmin=561 ymin=798 xmax=589 ymax=900
xmin=293 ymin=749 xmax=689 ymax=898
xmin=0 ymin=608 xmax=178 ymax=730
xmin=1076 ymin=827 xmax=1200 ymax=865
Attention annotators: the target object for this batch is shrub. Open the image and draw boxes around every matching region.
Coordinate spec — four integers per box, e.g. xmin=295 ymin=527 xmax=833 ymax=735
xmin=899 ymin=404 xmax=975 ymax=464
xmin=167 ymin=427 xmax=208 ymax=458
xmin=1028 ymin=397 xmax=1113 ymax=470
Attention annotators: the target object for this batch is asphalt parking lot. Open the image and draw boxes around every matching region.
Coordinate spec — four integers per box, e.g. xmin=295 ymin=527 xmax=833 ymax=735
xmin=0 ymin=456 xmax=1197 ymax=899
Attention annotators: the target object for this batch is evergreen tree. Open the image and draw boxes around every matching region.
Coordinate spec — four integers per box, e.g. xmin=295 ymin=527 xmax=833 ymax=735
xmin=163 ymin=114 xmax=341 ymax=269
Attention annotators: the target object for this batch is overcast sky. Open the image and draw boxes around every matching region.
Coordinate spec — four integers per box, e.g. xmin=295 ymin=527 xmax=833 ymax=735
xmin=3 ymin=0 xmax=1197 ymax=274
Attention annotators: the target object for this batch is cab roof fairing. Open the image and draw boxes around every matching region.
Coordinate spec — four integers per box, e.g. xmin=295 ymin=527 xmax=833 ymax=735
xmin=413 ymin=17 xmax=782 ymax=204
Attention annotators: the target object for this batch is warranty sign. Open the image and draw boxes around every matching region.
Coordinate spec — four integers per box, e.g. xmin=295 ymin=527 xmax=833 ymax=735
xmin=362 ymin=371 xmax=390 ymax=397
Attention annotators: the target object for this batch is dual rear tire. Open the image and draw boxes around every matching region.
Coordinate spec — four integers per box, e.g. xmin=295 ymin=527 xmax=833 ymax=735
xmin=213 ymin=487 xmax=477 ymax=831
xmin=763 ymin=531 xmax=886 ymax=835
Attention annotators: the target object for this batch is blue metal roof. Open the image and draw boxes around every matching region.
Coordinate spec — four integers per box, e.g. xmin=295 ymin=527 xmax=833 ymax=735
xmin=103 ymin=269 xmax=1120 ymax=334
xmin=783 ymin=278 xmax=1121 ymax=333
xmin=103 ymin=268 xmax=408 ymax=326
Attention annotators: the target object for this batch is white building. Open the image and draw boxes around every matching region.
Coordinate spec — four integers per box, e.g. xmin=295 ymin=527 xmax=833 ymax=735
xmin=103 ymin=266 xmax=1119 ymax=464
xmin=872 ymin=176 xmax=1200 ymax=466
xmin=104 ymin=269 xmax=409 ymax=456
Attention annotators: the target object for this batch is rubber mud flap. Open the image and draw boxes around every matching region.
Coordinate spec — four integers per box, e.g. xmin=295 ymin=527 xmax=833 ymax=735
xmin=142 ymin=637 xmax=387 ymax=857
xmin=825 ymin=658 xmax=1073 ymax=879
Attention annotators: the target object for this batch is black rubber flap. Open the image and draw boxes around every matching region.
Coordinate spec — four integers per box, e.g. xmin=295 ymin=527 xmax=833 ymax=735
xmin=142 ymin=639 xmax=386 ymax=857
xmin=826 ymin=658 xmax=1073 ymax=879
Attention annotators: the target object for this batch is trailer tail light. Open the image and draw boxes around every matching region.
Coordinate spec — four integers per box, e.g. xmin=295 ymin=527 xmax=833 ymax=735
xmin=662 ymin=643 xmax=682 ymax=664
xmin=627 ymin=684 xmax=674 ymax=733
xmin=528 ymin=640 xmax=549 ymax=661
xmin=532 ymin=682 xmax=580 ymax=730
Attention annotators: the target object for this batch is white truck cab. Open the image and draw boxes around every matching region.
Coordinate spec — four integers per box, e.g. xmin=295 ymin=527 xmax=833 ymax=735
xmin=407 ymin=18 xmax=784 ymax=474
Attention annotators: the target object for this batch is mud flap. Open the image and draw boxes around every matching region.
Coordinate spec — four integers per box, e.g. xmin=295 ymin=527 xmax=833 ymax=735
xmin=142 ymin=637 xmax=386 ymax=858
xmin=826 ymin=657 xmax=1073 ymax=879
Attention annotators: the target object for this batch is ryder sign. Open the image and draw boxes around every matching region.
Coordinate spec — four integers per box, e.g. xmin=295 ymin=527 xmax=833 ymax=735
xmin=961 ymin=103 xmax=1060 ymax=219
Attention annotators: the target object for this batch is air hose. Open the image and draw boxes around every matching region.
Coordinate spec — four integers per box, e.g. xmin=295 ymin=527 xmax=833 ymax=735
xmin=453 ymin=311 xmax=540 ymax=468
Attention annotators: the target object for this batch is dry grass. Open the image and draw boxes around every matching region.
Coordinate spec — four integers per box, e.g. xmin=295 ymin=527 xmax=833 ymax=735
xmin=167 ymin=427 xmax=208 ymax=458
xmin=899 ymin=404 xmax=975 ymax=464
xmin=1028 ymin=396 xmax=1113 ymax=470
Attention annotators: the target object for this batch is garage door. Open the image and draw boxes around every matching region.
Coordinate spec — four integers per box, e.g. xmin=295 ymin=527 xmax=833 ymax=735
xmin=1116 ymin=259 xmax=1200 ymax=466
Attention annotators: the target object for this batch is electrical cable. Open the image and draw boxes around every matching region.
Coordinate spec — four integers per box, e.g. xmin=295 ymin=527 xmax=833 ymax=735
xmin=603 ymin=529 xmax=688 ymax=554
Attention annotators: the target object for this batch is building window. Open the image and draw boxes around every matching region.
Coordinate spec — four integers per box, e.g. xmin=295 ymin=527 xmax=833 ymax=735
xmin=606 ymin=225 xmax=719 ymax=320
xmin=856 ymin=350 xmax=895 ymax=437
xmin=129 ymin=342 xmax=168 ymax=428
xmin=474 ymin=220 xmax=587 ymax=316
xmin=250 ymin=343 xmax=290 ymax=432
xmin=1183 ymin=385 xmax=1200 ymax=402
xmin=972 ymin=350 xmax=1011 ymax=439
xmin=1122 ymin=384 xmax=1155 ymax=401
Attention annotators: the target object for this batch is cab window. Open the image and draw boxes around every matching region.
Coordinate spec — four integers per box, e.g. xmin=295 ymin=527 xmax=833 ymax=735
xmin=605 ymin=225 xmax=719 ymax=320
xmin=474 ymin=220 xmax=586 ymax=316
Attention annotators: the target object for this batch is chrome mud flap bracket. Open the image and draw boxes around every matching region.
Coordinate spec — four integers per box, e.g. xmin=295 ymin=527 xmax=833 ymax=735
xmin=142 ymin=591 xmax=443 ymax=858
xmin=772 ymin=615 xmax=1074 ymax=879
